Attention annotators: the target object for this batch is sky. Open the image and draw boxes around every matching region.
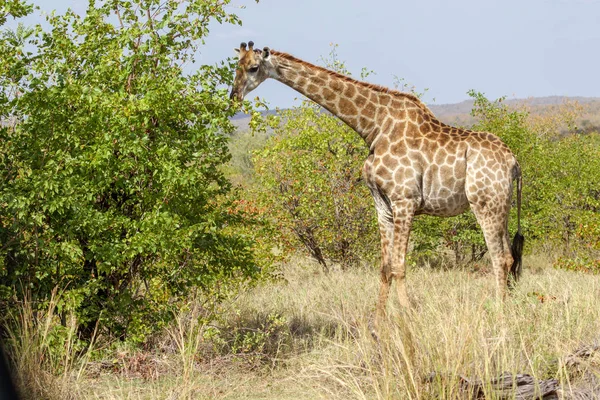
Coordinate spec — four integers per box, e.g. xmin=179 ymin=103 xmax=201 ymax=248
xmin=9 ymin=0 xmax=600 ymax=108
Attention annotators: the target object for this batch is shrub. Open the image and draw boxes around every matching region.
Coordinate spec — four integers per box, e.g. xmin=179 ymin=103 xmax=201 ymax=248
xmin=0 ymin=0 xmax=264 ymax=342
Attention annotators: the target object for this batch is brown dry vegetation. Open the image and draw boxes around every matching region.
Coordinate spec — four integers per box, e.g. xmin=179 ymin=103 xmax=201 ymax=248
xmin=8 ymin=255 xmax=600 ymax=399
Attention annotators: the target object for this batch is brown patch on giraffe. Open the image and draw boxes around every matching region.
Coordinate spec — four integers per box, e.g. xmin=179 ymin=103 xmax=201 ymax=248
xmin=317 ymin=71 xmax=329 ymax=81
xmin=390 ymin=108 xmax=407 ymax=120
xmin=380 ymin=177 xmax=395 ymax=193
xmin=387 ymin=131 xmax=401 ymax=144
xmin=405 ymin=134 xmax=422 ymax=150
xmin=374 ymin=106 xmax=388 ymax=125
xmin=380 ymin=95 xmax=391 ymax=106
xmin=297 ymin=68 xmax=310 ymax=78
xmin=381 ymin=117 xmax=394 ymax=134
xmin=307 ymin=83 xmax=320 ymax=94
xmin=438 ymin=187 xmax=452 ymax=199
xmin=419 ymin=122 xmax=432 ymax=134
xmin=375 ymin=165 xmax=393 ymax=181
xmin=339 ymin=98 xmax=357 ymax=116
xmin=391 ymin=100 xmax=404 ymax=109
xmin=398 ymin=154 xmax=411 ymax=166
xmin=436 ymin=133 xmax=451 ymax=147
xmin=355 ymin=95 xmax=368 ymax=108
xmin=359 ymin=116 xmax=375 ymax=132
xmin=388 ymin=121 xmax=406 ymax=142
xmin=356 ymin=86 xmax=372 ymax=99
xmin=434 ymin=149 xmax=446 ymax=165
xmin=282 ymin=69 xmax=299 ymax=82
xmin=369 ymin=91 xmax=380 ymax=103
xmin=420 ymin=138 xmax=438 ymax=158
xmin=363 ymin=102 xmax=377 ymax=119
xmin=375 ymin=133 xmax=391 ymax=150
xmin=407 ymin=109 xmax=418 ymax=122
xmin=405 ymin=123 xmax=420 ymax=138
xmin=365 ymin=130 xmax=379 ymax=145
xmin=416 ymin=113 xmax=425 ymax=125
xmin=330 ymin=80 xmax=344 ymax=92
xmin=322 ymin=87 xmax=336 ymax=102
xmin=393 ymin=168 xmax=407 ymax=183
xmin=486 ymin=159 xmax=499 ymax=170
xmin=486 ymin=133 xmax=499 ymax=142
xmin=344 ymin=84 xmax=356 ymax=98
xmin=382 ymin=154 xmax=399 ymax=170
xmin=312 ymin=77 xmax=327 ymax=86
xmin=494 ymin=152 xmax=503 ymax=164
xmin=439 ymin=165 xmax=454 ymax=181
xmin=296 ymin=77 xmax=307 ymax=88
xmin=389 ymin=140 xmax=407 ymax=157
xmin=446 ymin=140 xmax=461 ymax=154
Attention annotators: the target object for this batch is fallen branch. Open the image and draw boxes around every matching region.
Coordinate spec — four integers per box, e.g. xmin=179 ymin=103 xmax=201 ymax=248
xmin=426 ymin=342 xmax=600 ymax=399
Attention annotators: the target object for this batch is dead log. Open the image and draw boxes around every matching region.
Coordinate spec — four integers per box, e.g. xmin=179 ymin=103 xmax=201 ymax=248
xmin=458 ymin=372 xmax=559 ymax=399
xmin=425 ymin=342 xmax=600 ymax=399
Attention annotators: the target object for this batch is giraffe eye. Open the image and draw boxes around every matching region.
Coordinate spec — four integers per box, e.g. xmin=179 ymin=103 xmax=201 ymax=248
xmin=248 ymin=66 xmax=259 ymax=73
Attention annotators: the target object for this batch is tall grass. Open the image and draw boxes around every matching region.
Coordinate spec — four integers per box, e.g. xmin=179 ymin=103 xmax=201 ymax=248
xmin=283 ymin=262 xmax=600 ymax=399
xmin=217 ymin=258 xmax=600 ymax=399
xmin=4 ymin=257 xmax=600 ymax=399
xmin=3 ymin=287 xmax=96 ymax=399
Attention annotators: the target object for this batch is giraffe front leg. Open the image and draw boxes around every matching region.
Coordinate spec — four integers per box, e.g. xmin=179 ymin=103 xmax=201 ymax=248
xmin=391 ymin=200 xmax=416 ymax=309
xmin=366 ymin=180 xmax=395 ymax=321
xmin=375 ymin=209 xmax=394 ymax=320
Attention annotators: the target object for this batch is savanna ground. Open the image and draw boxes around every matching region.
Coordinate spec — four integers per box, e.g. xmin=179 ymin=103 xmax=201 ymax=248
xmin=11 ymin=254 xmax=600 ymax=399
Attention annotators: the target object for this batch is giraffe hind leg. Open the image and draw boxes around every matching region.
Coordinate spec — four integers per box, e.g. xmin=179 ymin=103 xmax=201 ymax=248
xmin=471 ymin=203 xmax=514 ymax=299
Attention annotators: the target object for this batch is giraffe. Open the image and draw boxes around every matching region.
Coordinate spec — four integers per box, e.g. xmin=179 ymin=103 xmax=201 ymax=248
xmin=230 ymin=41 xmax=524 ymax=317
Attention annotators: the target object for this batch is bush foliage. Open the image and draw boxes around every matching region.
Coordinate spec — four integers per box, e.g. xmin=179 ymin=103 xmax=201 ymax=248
xmin=0 ymin=0 xmax=264 ymax=342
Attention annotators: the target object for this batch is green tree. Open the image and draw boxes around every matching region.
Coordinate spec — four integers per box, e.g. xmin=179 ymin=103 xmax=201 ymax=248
xmin=0 ymin=0 xmax=263 ymax=341
xmin=0 ymin=0 xmax=32 ymax=25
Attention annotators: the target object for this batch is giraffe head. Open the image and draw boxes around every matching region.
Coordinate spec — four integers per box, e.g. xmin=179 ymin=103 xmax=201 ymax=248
xmin=230 ymin=41 xmax=273 ymax=102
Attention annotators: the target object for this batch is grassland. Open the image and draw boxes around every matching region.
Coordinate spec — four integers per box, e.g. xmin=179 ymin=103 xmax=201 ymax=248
xmin=9 ymin=254 xmax=600 ymax=399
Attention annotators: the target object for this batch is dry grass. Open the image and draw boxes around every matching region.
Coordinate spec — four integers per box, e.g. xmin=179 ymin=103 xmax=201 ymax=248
xmin=6 ymin=255 xmax=600 ymax=399
xmin=4 ymin=288 xmax=96 ymax=400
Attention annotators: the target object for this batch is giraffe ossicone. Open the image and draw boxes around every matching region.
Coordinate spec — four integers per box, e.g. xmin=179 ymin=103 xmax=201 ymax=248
xmin=230 ymin=42 xmax=524 ymax=316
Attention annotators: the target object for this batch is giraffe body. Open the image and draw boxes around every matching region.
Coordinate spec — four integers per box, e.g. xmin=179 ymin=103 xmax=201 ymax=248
xmin=231 ymin=42 xmax=524 ymax=316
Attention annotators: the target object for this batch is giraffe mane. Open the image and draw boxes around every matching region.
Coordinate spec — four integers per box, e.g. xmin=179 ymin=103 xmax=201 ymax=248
xmin=271 ymin=50 xmax=437 ymax=118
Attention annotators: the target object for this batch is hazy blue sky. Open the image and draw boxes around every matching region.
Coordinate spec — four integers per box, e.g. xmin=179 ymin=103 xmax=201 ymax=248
xmin=11 ymin=0 xmax=600 ymax=107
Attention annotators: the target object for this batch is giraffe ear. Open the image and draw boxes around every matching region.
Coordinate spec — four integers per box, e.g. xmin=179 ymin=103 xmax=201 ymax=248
xmin=262 ymin=47 xmax=271 ymax=61
xmin=233 ymin=48 xmax=241 ymax=57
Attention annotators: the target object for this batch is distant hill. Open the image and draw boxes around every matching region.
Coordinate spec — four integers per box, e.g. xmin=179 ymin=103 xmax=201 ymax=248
xmin=231 ymin=96 xmax=600 ymax=132
xmin=429 ymin=96 xmax=600 ymax=128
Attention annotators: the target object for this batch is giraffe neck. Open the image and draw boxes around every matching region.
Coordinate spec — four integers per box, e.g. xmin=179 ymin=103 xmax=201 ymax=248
xmin=270 ymin=51 xmax=429 ymax=146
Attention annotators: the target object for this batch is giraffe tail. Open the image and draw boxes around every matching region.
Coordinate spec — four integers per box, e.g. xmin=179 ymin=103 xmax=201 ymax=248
xmin=509 ymin=164 xmax=524 ymax=286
